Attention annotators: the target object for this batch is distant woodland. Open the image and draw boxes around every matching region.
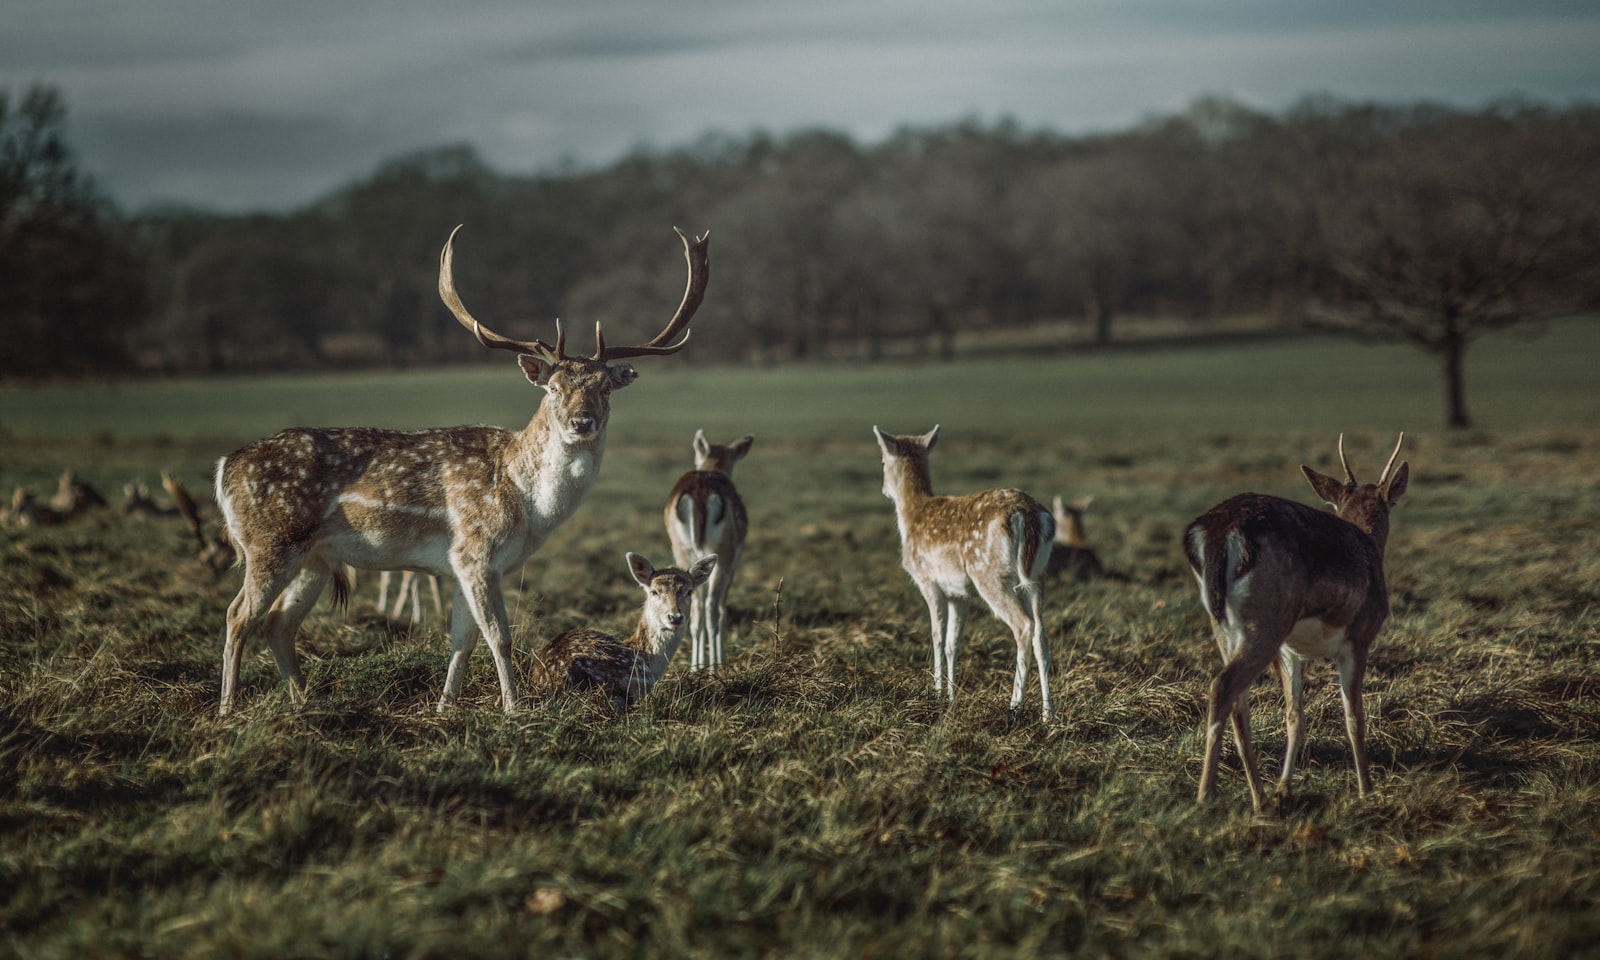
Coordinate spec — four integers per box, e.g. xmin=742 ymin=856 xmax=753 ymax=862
xmin=4 ymin=84 xmax=1599 ymax=425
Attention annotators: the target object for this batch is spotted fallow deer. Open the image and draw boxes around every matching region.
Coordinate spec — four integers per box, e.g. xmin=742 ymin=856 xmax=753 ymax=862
xmin=214 ymin=225 xmax=709 ymax=716
xmin=874 ymin=425 xmax=1057 ymax=721
xmin=528 ymin=552 xmax=715 ymax=711
xmin=664 ymin=430 xmax=753 ymax=673
xmin=1184 ymin=433 xmax=1409 ymax=813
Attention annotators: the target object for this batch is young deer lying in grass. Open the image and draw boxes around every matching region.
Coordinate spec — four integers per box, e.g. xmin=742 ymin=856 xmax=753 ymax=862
xmin=1184 ymin=433 xmax=1409 ymax=813
xmin=874 ymin=425 xmax=1057 ymax=721
xmin=214 ymin=225 xmax=709 ymax=716
xmin=1047 ymin=495 xmax=1104 ymax=583
xmin=664 ymin=430 xmax=753 ymax=673
xmin=528 ymin=553 xmax=715 ymax=711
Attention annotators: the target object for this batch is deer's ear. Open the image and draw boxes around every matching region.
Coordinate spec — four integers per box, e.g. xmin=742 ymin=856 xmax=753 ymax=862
xmin=608 ymin=363 xmax=638 ymax=390
xmin=873 ymin=426 xmax=898 ymax=457
xmin=626 ymin=552 xmax=654 ymax=587
xmin=689 ymin=555 xmax=717 ymax=586
xmin=922 ymin=424 xmax=941 ymax=450
xmin=518 ymin=354 xmax=555 ymax=386
xmin=693 ymin=429 xmax=711 ymax=462
xmin=1382 ymin=462 xmax=1410 ymax=505
xmin=730 ymin=435 xmax=754 ymax=460
xmin=1301 ymin=465 xmax=1347 ymax=508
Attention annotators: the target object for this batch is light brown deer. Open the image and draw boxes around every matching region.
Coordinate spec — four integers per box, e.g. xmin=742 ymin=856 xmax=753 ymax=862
xmin=49 ymin=469 xmax=108 ymax=515
xmin=377 ymin=569 xmax=445 ymax=623
xmin=1046 ymin=495 xmax=1104 ymax=582
xmin=528 ymin=553 xmax=715 ymax=711
xmin=874 ymin=425 xmax=1056 ymax=721
xmin=1184 ymin=433 xmax=1409 ymax=813
xmin=214 ymin=225 xmax=709 ymax=716
xmin=664 ymin=430 xmax=753 ymax=673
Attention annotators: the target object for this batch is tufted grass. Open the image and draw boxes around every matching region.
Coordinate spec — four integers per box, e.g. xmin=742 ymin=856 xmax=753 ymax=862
xmin=2 ymin=322 xmax=1598 ymax=957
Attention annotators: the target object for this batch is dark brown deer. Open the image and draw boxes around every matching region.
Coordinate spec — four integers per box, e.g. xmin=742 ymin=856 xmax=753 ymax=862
xmin=528 ymin=553 xmax=715 ymax=711
xmin=874 ymin=425 xmax=1056 ymax=721
xmin=1184 ymin=434 xmax=1409 ymax=813
xmin=165 ymin=471 xmax=237 ymax=580
xmin=664 ymin=430 xmax=753 ymax=673
xmin=214 ymin=225 xmax=709 ymax=716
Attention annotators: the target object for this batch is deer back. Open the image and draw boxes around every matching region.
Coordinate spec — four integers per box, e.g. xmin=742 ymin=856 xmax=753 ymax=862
xmin=217 ymin=425 xmax=536 ymax=572
xmin=904 ymin=488 xmax=1053 ymax=585
xmin=1184 ymin=493 xmax=1389 ymax=635
xmin=665 ymin=470 xmax=748 ymax=555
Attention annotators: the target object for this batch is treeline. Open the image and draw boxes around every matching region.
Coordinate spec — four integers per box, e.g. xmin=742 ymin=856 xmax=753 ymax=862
xmin=5 ymin=87 xmax=1600 ymax=424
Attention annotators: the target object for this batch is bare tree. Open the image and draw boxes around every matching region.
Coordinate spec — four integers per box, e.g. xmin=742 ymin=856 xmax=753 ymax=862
xmin=1289 ymin=101 xmax=1600 ymax=428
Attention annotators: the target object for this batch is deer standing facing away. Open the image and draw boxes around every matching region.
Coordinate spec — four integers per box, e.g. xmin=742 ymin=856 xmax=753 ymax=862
xmin=214 ymin=225 xmax=709 ymax=716
xmin=528 ymin=553 xmax=715 ymax=711
xmin=874 ymin=425 xmax=1057 ymax=721
xmin=1047 ymin=495 xmax=1105 ymax=583
xmin=1184 ymin=434 xmax=1409 ymax=813
xmin=664 ymin=430 xmax=753 ymax=673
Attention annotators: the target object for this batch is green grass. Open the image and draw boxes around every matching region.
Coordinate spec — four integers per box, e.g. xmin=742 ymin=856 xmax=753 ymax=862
xmin=2 ymin=323 xmax=1598 ymax=957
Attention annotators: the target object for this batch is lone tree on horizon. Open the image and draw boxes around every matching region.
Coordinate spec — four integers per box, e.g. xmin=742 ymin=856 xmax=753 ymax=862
xmin=1285 ymin=100 xmax=1600 ymax=429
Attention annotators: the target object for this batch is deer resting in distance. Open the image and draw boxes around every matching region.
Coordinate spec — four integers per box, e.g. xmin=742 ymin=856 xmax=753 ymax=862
xmin=214 ymin=225 xmax=709 ymax=716
xmin=1184 ymin=433 xmax=1408 ymax=813
xmin=874 ymin=425 xmax=1057 ymax=721
xmin=1046 ymin=495 xmax=1104 ymax=583
xmin=528 ymin=553 xmax=715 ymax=711
xmin=664 ymin=429 xmax=753 ymax=673
xmin=165 ymin=471 xmax=237 ymax=580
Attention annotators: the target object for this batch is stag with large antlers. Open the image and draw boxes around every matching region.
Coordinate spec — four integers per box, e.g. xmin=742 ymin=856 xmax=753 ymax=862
xmin=214 ymin=226 xmax=709 ymax=716
xmin=1184 ymin=434 xmax=1409 ymax=813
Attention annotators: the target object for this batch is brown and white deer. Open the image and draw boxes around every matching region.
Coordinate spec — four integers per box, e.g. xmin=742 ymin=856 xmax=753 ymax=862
xmin=1047 ymin=495 xmax=1104 ymax=582
xmin=1184 ymin=433 xmax=1409 ymax=813
xmin=214 ymin=225 xmax=709 ymax=716
xmin=528 ymin=552 xmax=715 ymax=711
xmin=664 ymin=430 xmax=753 ymax=673
xmin=874 ymin=425 xmax=1057 ymax=721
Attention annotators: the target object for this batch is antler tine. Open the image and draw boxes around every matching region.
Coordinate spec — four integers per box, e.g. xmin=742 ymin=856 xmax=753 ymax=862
xmin=1337 ymin=433 xmax=1358 ymax=486
xmin=438 ymin=225 xmax=561 ymax=360
xmin=1378 ymin=432 xmax=1405 ymax=486
xmin=597 ymin=227 xmax=710 ymax=361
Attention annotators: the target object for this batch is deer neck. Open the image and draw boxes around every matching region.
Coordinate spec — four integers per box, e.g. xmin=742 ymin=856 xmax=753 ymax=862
xmin=627 ymin=617 xmax=684 ymax=680
xmin=506 ymin=403 xmax=607 ymax=526
xmin=885 ymin=462 xmax=935 ymax=538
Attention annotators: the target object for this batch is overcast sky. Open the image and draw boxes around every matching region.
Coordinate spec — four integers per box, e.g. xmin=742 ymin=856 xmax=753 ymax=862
xmin=5 ymin=0 xmax=1598 ymax=213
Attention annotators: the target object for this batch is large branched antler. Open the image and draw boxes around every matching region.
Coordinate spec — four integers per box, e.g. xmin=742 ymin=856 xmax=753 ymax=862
xmin=596 ymin=227 xmax=710 ymax=361
xmin=438 ymin=225 xmax=710 ymax=363
xmin=438 ymin=225 xmax=563 ymax=361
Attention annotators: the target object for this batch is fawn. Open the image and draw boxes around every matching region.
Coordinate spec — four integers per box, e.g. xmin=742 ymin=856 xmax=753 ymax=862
xmin=664 ymin=430 xmax=753 ymax=673
xmin=874 ymin=425 xmax=1056 ymax=721
xmin=529 ymin=553 xmax=715 ymax=711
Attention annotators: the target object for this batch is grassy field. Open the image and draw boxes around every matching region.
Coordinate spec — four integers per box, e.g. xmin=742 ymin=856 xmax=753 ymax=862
xmin=2 ymin=324 xmax=1598 ymax=957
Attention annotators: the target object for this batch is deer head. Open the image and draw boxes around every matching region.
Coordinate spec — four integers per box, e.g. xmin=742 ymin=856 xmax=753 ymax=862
xmin=438 ymin=225 xmax=710 ymax=442
xmin=1301 ymin=433 xmax=1409 ymax=548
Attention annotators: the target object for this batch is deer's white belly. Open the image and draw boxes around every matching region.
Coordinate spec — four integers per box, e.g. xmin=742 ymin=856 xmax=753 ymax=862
xmin=1284 ymin=617 xmax=1348 ymax=660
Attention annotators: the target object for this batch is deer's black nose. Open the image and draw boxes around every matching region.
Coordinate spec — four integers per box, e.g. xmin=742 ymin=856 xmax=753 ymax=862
xmin=666 ymin=612 xmax=685 ymax=626
xmin=570 ymin=416 xmax=596 ymax=436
